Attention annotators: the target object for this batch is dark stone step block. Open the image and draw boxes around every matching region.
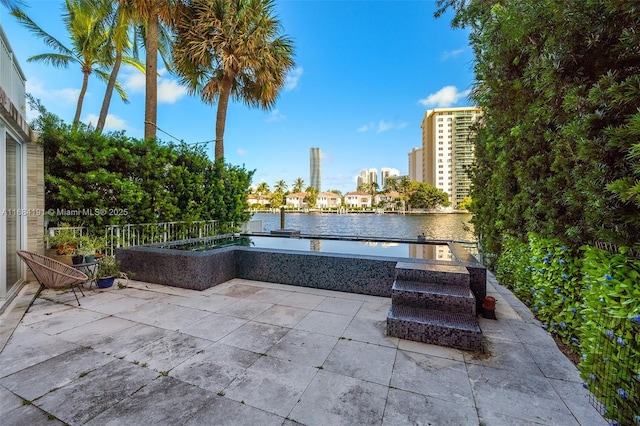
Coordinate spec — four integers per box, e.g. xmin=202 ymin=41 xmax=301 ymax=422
xmin=392 ymin=280 xmax=476 ymax=316
xmin=387 ymin=305 xmax=483 ymax=352
xmin=395 ymin=262 xmax=469 ymax=286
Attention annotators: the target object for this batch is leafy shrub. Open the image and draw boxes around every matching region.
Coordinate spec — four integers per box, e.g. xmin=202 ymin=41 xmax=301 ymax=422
xmin=527 ymin=234 xmax=583 ymax=348
xmin=579 ymin=246 xmax=640 ymax=424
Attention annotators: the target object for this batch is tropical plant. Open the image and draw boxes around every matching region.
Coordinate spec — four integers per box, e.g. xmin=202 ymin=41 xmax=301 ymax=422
xmin=407 ymin=182 xmax=450 ymax=209
xmin=436 ymin=0 xmax=640 ymax=257
xmin=95 ymin=0 xmax=146 ymax=133
xmin=303 ymin=186 xmax=318 ymax=208
xmin=292 ymin=177 xmax=305 ymax=193
xmin=387 ymin=176 xmax=412 ymax=212
xmin=172 ymin=0 xmax=295 ymax=160
xmin=97 ymin=255 xmax=121 ymax=277
xmin=273 ymin=179 xmax=288 ymax=194
xmin=38 ymin=104 xmax=253 ymax=230
xmin=116 ymin=0 xmax=178 ymax=139
xmin=12 ymin=1 xmax=136 ymax=125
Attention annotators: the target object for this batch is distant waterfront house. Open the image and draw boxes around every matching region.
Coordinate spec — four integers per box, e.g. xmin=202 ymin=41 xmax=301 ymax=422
xmin=376 ymin=190 xmax=400 ymax=208
xmin=344 ymin=191 xmax=371 ymax=208
xmin=1 ymin=23 xmax=44 ymax=312
xmin=316 ymin=192 xmax=341 ymax=208
xmin=286 ymin=192 xmax=307 ymax=208
xmin=248 ymin=194 xmax=271 ymax=207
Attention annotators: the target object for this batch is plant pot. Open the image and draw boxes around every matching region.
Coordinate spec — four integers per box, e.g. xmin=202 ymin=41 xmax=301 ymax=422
xmin=84 ymin=255 xmax=95 ymax=263
xmin=482 ymin=296 xmax=497 ymax=320
xmin=97 ymin=277 xmax=115 ymax=288
xmin=72 ymin=254 xmax=85 ymax=265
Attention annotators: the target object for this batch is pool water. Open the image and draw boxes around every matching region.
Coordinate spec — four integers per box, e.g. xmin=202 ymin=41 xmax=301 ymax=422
xmin=162 ymin=234 xmax=455 ymax=262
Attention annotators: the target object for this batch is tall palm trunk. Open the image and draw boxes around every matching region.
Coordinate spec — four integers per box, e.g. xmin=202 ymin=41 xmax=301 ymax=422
xmin=96 ymin=51 xmax=122 ymax=133
xmin=215 ymin=75 xmax=233 ymax=160
xmin=74 ymin=69 xmax=91 ymax=124
xmin=144 ymin=14 xmax=158 ymax=140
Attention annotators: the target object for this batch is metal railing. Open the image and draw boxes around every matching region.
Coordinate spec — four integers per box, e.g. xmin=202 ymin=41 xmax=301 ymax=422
xmin=48 ymin=220 xmax=234 ymax=256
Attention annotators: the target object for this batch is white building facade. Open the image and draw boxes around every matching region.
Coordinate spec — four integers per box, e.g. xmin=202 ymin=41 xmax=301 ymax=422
xmin=421 ymin=107 xmax=481 ymax=208
xmin=1 ymin=23 xmax=44 ymax=311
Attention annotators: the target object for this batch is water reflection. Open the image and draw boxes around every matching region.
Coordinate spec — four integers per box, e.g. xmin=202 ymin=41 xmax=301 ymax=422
xmin=270 ymin=236 xmax=457 ymax=261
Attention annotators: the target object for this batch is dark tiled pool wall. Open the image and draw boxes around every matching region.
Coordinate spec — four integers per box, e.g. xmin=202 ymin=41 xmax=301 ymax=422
xmin=234 ymin=249 xmax=397 ymax=297
xmin=117 ymin=246 xmax=236 ymax=290
xmin=117 ymin=242 xmax=486 ymax=301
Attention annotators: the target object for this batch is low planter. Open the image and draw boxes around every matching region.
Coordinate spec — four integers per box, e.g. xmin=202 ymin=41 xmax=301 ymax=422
xmin=72 ymin=254 xmax=84 ymax=265
xmin=96 ymin=276 xmax=115 ymax=288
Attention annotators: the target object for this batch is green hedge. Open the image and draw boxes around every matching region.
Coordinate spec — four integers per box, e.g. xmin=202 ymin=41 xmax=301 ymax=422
xmin=495 ymin=235 xmax=640 ymax=424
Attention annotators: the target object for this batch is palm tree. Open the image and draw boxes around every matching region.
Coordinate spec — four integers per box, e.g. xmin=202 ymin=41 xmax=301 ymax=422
xmin=255 ymin=181 xmax=270 ymax=205
xmin=292 ymin=177 xmax=305 ymax=193
xmin=116 ymin=0 xmax=178 ymax=139
xmin=273 ymin=179 xmax=288 ymax=194
xmin=173 ymin=0 xmax=295 ymax=160
xmin=12 ymin=1 xmax=132 ymax=125
xmin=256 ymin=182 xmax=270 ymax=195
xmin=96 ymin=0 xmax=146 ymax=133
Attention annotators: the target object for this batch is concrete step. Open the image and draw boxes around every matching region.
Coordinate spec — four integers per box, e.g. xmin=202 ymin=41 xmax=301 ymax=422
xmin=395 ymin=262 xmax=470 ymax=286
xmin=392 ymin=280 xmax=476 ymax=316
xmin=387 ymin=305 xmax=483 ymax=352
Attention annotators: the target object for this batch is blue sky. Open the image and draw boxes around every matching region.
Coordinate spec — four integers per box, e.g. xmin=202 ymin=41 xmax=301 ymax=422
xmin=1 ymin=0 xmax=474 ymax=194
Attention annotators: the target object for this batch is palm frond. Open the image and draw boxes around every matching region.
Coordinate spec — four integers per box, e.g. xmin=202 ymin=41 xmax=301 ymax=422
xmin=27 ymin=53 xmax=75 ymax=68
xmin=11 ymin=9 xmax=76 ymax=57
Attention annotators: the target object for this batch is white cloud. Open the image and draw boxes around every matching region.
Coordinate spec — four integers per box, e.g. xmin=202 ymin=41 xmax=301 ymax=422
xmin=237 ymin=148 xmax=248 ymax=155
xmin=266 ymin=109 xmax=286 ymax=122
xmin=123 ymin=70 xmax=146 ymax=93
xmin=158 ymin=78 xmax=188 ymax=104
xmin=418 ymin=86 xmax=471 ymax=108
xmin=121 ymin=66 xmax=187 ymax=104
xmin=358 ymin=121 xmax=407 ymax=133
xmin=441 ymin=48 xmax=465 ymax=61
xmin=83 ymin=113 xmax=129 ymax=131
xmin=26 ymin=78 xmax=80 ymax=104
xmin=285 ymin=67 xmax=303 ymax=91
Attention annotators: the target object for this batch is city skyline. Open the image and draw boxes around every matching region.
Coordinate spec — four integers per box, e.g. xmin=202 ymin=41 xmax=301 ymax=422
xmin=0 ymin=1 xmax=474 ymax=194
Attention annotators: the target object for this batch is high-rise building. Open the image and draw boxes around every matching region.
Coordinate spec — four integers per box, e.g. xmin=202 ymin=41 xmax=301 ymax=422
xmin=368 ymin=168 xmax=378 ymax=186
xmin=408 ymin=148 xmax=423 ymax=183
xmin=421 ymin=107 xmax=481 ymax=208
xmin=380 ymin=167 xmax=400 ymax=189
xmin=310 ymin=147 xmax=322 ymax=192
xmin=356 ymin=168 xmax=379 ymax=189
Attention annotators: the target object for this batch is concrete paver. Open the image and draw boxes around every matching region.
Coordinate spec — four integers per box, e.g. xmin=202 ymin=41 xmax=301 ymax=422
xmin=0 ymin=274 xmax=608 ymax=425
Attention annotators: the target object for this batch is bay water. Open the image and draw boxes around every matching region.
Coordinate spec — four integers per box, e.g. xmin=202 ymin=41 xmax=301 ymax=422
xmin=249 ymin=212 xmax=475 ymax=242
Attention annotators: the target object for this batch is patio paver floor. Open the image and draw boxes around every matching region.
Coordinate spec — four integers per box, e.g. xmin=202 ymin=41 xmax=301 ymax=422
xmin=0 ymin=273 xmax=607 ymax=425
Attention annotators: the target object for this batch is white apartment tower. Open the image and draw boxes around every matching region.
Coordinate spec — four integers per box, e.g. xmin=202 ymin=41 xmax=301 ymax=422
xmin=310 ymin=147 xmax=321 ymax=192
xmin=356 ymin=168 xmax=378 ymax=188
xmin=380 ymin=167 xmax=400 ymax=189
xmin=408 ymin=148 xmax=423 ymax=183
xmin=421 ymin=107 xmax=481 ymax=208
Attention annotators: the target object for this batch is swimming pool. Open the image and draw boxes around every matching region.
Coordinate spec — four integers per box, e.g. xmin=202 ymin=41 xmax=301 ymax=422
xmin=156 ymin=233 xmax=464 ymax=262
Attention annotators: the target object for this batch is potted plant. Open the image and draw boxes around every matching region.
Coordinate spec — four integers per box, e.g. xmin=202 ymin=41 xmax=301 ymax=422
xmin=96 ymin=256 xmax=120 ymax=288
xmin=77 ymin=235 xmax=105 ymax=264
xmin=46 ymin=224 xmax=80 ymax=265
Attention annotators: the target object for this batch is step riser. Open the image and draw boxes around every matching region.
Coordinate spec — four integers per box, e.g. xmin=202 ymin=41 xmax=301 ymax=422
xmin=395 ymin=269 xmax=469 ymax=286
xmin=387 ymin=316 xmax=483 ymax=352
xmin=392 ymin=291 xmax=476 ymax=316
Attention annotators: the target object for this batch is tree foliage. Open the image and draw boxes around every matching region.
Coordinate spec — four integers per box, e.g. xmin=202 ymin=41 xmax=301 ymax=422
xmin=37 ymin=106 xmax=253 ymax=232
xmin=407 ymin=182 xmax=450 ymax=209
xmin=172 ymin=0 xmax=295 ymax=160
xmin=438 ymin=0 xmax=640 ymax=259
